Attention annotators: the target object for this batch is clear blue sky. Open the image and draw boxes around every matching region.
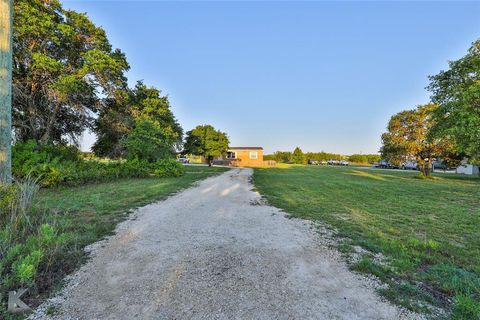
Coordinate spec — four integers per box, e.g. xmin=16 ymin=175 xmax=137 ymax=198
xmin=64 ymin=0 xmax=480 ymax=155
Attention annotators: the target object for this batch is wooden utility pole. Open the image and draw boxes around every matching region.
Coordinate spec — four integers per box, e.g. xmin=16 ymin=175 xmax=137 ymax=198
xmin=0 ymin=0 xmax=12 ymax=184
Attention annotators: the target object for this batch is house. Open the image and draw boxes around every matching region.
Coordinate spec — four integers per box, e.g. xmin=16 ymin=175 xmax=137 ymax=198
xmin=225 ymin=147 xmax=264 ymax=167
xmin=211 ymin=147 xmax=275 ymax=167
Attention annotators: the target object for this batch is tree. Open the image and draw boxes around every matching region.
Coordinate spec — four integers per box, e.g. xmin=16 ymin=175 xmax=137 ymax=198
xmin=428 ymin=39 xmax=480 ymax=164
xmin=0 ymin=0 xmax=13 ymax=183
xmin=380 ymin=104 xmax=460 ymax=177
xmin=184 ymin=125 xmax=229 ymax=166
xmin=292 ymin=147 xmax=305 ymax=164
xmin=91 ymin=90 xmax=132 ymax=158
xmin=12 ymin=0 xmax=129 ymax=145
xmin=348 ymin=154 xmax=380 ymax=164
xmin=93 ymin=81 xmax=183 ymax=159
xmin=273 ymin=151 xmax=292 ymax=163
xmin=348 ymin=154 xmax=368 ymax=164
xmin=121 ymin=118 xmax=174 ymax=162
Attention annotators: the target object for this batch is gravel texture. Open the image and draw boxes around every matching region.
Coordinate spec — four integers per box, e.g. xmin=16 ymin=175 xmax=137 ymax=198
xmin=30 ymin=168 xmax=421 ymax=320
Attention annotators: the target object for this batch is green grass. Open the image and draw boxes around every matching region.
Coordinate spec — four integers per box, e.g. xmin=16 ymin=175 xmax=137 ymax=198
xmin=253 ymin=165 xmax=480 ymax=318
xmin=37 ymin=165 xmax=228 ymax=215
xmin=1 ymin=166 xmax=228 ymax=319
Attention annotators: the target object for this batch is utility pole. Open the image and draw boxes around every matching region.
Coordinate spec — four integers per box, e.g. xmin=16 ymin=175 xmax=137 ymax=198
xmin=0 ymin=0 xmax=12 ymax=184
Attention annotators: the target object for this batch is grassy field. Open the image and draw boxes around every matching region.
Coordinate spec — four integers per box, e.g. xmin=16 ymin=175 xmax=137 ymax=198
xmin=2 ymin=166 xmax=228 ymax=319
xmin=254 ymin=165 xmax=480 ymax=319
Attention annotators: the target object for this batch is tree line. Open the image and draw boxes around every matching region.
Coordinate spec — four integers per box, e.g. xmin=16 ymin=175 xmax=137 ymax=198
xmin=265 ymin=147 xmax=380 ymax=164
xmin=11 ymin=0 xmax=229 ymax=165
xmin=380 ymin=39 xmax=480 ymax=177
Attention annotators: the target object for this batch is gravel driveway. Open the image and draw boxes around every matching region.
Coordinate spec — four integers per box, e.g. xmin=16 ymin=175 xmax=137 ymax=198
xmin=32 ymin=168 xmax=417 ymax=320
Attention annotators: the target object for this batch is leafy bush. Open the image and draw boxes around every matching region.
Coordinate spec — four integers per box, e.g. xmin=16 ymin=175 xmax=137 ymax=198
xmin=0 ymin=184 xmax=17 ymax=216
xmin=12 ymin=140 xmax=80 ymax=178
xmin=122 ymin=118 xmax=176 ymax=162
xmin=12 ymin=141 xmax=185 ymax=188
xmin=152 ymin=159 xmax=186 ymax=177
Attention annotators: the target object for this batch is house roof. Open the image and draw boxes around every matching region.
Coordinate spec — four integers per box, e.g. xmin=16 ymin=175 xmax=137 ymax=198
xmin=228 ymin=147 xmax=263 ymax=150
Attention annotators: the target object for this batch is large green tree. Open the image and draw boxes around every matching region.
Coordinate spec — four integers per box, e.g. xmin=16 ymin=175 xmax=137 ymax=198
xmin=93 ymin=81 xmax=183 ymax=159
xmin=292 ymin=147 xmax=305 ymax=164
xmin=12 ymin=0 xmax=129 ymax=144
xmin=381 ymin=104 xmax=460 ymax=176
xmin=183 ymin=125 xmax=229 ymax=166
xmin=428 ymin=39 xmax=480 ymax=163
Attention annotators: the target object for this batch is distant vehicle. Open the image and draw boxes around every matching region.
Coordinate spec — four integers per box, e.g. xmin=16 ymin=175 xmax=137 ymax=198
xmin=308 ymin=160 xmax=319 ymax=165
xmin=401 ymin=160 xmax=418 ymax=170
xmin=327 ymin=160 xmax=339 ymax=165
xmin=320 ymin=160 xmax=327 ymax=165
xmin=177 ymin=157 xmax=190 ymax=164
xmin=339 ymin=160 xmax=349 ymax=166
xmin=432 ymin=159 xmax=454 ymax=171
xmin=376 ymin=160 xmax=398 ymax=169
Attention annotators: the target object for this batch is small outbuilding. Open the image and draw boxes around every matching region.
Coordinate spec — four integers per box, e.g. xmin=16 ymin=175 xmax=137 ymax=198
xmin=456 ymin=163 xmax=480 ymax=175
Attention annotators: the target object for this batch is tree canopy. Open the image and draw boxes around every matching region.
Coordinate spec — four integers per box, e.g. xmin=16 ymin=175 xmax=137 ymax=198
xmin=13 ymin=0 xmax=129 ymax=145
xmin=12 ymin=0 xmax=183 ymax=163
xmin=292 ymin=147 xmax=305 ymax=164
xmin=381 ymin=104 xmax=460 ymax=176
xmin=428 ymin=39 xmax=480 ymax=164
xmin=183 ymin=125 xmax=229 ymax=166
xmin=93 ymin=82 xmax=182 ymax=160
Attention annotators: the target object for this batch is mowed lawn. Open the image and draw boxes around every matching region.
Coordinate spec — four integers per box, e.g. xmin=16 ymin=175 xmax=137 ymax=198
xmin=254 ymin=165 xmax=480 ymax=317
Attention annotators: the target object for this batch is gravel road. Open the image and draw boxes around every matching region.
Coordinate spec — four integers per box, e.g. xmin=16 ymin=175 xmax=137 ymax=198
xmin=32 ymin=168 xmax=418 ymax=320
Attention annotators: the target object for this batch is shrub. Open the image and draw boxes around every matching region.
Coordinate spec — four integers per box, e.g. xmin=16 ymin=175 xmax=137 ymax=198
xmin=12 ymin=141 xmax=185 ymax=188
xmin=122 ymin=119 xmax=176 ymax=162
xmin=153 ymin=159 xmax=185 ymax=177
xmin=12 ymin=140 xmax=80 ymax=178
xmin=0 ymin=184 xmax=17 ymax=216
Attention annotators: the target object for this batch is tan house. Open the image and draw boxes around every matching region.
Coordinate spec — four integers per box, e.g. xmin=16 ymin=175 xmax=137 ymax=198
xmin=225 ymin=147 xmax=264 ymax=167
xmin=211 ymin=147 xmax=276 ymax=167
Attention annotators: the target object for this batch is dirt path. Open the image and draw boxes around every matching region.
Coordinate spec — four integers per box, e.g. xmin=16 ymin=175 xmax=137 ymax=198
xmin=32 ymin=168 xmax=417 ymax=320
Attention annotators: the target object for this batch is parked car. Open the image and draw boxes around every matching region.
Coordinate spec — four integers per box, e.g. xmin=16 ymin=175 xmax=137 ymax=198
xmin=377 ymin=160 xmax=398 ymax=169
xmin=308 ymin=160 xmax=319 ymax=165
xmin=401 ymin=160 xmax=418 ymax=170
xmin=339 ymin=160 xmax=349 ymax=166
xmin=327 ymin=160 xmax=339 ymax=165
xmin=320 ymin=160 xmax=327 ymax=165
xmin=177 ymin=157 xmax=190 ymax=164
xmin=432 ymin=159 xmax=453 ymax=171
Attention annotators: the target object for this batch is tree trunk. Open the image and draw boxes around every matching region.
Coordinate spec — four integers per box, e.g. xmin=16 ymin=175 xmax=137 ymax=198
xmin=420 ymin=160 xmax=431 ymax=177
xmin=40 ymin=103 xmax=60 ymax=145
xmin=0 ymin=0 xmax=13 ymax=184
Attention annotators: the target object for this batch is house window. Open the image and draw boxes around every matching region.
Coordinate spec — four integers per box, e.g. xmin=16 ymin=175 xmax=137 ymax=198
xmin=249 ymin=151 xmax=258 ymax=159
xmin=226 ymin=151 xmax=236 ymax=159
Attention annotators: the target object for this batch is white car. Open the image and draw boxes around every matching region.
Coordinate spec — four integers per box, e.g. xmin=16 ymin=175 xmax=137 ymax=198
xmin=177 ymin=157 xmax=189 ymax=164
xmin=401 ymin=160 xmax=418 ymax=170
